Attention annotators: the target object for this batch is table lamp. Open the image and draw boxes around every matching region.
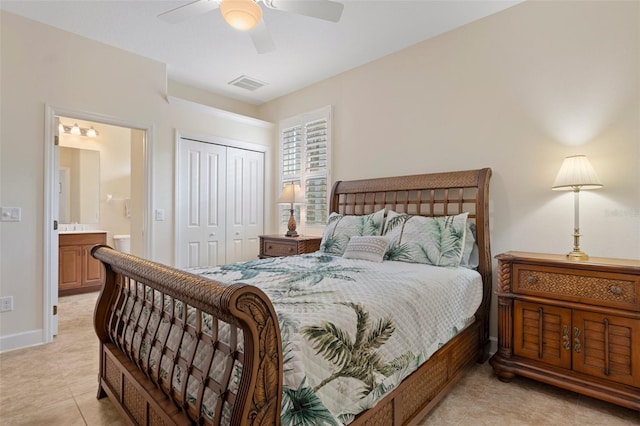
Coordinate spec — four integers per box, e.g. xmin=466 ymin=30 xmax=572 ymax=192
xmin=278 ymin=183 xmax=305 ymax=237
xmin=552 ymin=155 xmax=603 ymax=260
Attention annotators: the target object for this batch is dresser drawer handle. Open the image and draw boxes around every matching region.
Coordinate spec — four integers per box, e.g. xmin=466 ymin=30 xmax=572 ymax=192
xmin=610 ymin=285 xmax=622 ymax=295
xmin=562 ymin=325 xmax=570 ymax=351
xmin=526 ymin=275 xmax=537 ymax=284
xmin=574 ymin=327 xmax=581 ymax=353
xmin=267 ymin=245 xmax=273 ymax=250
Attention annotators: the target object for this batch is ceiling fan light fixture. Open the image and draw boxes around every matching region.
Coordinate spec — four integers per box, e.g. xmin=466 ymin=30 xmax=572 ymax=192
xmin=220 ymin=0 xmax=262 ymax=31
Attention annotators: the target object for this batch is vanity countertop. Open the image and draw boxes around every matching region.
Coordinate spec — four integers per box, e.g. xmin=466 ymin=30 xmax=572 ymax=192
xmin=59 ymin=230 xmax=107 ymax=235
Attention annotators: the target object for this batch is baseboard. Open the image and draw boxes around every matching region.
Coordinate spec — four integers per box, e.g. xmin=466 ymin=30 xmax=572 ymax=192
xmin=0 ymin=328 xmax=45 ymax=353
xmin=488 ymin=336 xmax=497 ymax=356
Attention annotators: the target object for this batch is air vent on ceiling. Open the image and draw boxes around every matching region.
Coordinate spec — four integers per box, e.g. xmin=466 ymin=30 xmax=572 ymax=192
xmin=228 ymin=75 xmax=268 ymax=91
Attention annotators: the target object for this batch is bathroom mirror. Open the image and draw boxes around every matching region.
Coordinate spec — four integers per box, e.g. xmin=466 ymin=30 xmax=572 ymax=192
xmin=59 ymin=147 xmax=100 ymax=224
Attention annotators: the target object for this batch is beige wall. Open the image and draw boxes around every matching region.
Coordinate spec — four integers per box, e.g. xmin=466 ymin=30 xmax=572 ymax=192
xmin=259 ymin=1 xmax=640 ymax=337
xmin=260 ymin=0 xmax=640 ymax=258
xmin=0 ymin=11 xmax=274 ymax=349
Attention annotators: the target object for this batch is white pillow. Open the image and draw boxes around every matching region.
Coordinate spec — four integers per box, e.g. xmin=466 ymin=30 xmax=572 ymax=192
xmin=460 ymin=221 xmax=479 ymax=269
xmin=342 ymin=236 xmax=389 ymax=263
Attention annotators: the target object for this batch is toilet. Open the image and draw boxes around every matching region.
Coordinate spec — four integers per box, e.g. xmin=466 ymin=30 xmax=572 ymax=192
xmin=113 ymin=234 xmax=131 ymax=254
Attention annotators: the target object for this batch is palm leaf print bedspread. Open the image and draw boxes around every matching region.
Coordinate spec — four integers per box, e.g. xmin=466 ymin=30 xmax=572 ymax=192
xmin=189 ymin=252 xmax=482 ymax=425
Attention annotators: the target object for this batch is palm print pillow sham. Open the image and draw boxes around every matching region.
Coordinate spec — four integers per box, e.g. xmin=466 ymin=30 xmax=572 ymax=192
xmin=320 ymin=209 xmax=385 ymax=255
xmin=383 ymin=211 xmax=468 ymax=266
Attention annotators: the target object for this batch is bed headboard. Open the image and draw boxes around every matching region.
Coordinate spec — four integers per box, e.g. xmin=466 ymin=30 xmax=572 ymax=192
xmin=329 ymin=168 xmax=492 ymax=348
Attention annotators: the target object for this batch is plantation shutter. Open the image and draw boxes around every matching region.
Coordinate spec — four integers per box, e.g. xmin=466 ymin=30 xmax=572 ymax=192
xmin=281 ymin=125 xmax=303 ymax=224
xmin=304 ymin=118 xmax=328 ymax=225
xmin=279 ymin=106 xmax=331 ymax=231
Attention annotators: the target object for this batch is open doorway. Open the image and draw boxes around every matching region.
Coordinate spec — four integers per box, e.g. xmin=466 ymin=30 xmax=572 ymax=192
xmin=44 ymin=106 xmax=152 ymax=341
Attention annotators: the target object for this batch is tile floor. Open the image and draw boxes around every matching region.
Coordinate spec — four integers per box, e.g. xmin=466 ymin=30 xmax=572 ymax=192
xmin=0 ymin=292 xmax=638 ymax=425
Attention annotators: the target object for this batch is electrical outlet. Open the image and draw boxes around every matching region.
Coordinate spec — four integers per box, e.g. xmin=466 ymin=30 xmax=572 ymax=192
xmin=0 ymin=296 xmax=13 ymax=312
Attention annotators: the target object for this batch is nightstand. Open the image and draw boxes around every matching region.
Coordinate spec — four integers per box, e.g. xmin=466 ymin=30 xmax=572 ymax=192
xmin=259 ymin=235 xmax=322 ymax=259
xmin=490 ymin=251 xmax=640 ymax=412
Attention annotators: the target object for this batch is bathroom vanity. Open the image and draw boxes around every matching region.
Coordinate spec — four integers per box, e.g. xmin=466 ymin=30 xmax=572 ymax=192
xmin=59 ymin=231 xmax=106 ymax=296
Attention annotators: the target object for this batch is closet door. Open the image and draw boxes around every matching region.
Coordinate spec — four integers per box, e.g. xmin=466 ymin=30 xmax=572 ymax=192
xmin=177 ymin=139 xmax=226 ymax=268
xmin=226 ymin=147 xmax=264 ymax=263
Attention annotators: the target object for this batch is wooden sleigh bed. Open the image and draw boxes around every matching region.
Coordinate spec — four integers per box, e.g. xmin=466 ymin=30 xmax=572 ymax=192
xmin=92 ymin=167 xmax=492 ymax=425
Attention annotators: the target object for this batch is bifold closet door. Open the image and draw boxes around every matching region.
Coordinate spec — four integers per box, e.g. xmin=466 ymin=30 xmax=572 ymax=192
xmin=177 ymin=139 xmax=264 ymax=268
xmin=177 ymin=139 xmax=227 ymax=268
xmin=226 ymin=147 xmax=264 ymax=264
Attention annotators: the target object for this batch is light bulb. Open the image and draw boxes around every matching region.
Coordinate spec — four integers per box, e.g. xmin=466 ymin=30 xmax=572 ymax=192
xmin=86 ymin=126 xmax=98 ymax=138
xmin=220 ymin=0 xmax=262 ymax=31
xmin=70 ymin=123 xmax=81 ymax=135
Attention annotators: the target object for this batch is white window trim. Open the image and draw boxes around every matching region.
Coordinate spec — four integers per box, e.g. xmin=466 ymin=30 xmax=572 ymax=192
xmin=278 ymin=105 xmax=332 ymax=235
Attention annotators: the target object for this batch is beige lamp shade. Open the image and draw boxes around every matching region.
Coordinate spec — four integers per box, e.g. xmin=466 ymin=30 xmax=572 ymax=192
xmin=220 ymin=0 xmax=262 ymax=31
xmin=277 ymin=183 xmax=306 ymax=205
xmin=552 ymin=155 xmax=603 ymax=191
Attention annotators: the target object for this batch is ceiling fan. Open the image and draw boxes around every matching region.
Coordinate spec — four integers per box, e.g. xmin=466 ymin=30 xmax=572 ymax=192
xmin=158 ymin=0 xmax=344 ymax=54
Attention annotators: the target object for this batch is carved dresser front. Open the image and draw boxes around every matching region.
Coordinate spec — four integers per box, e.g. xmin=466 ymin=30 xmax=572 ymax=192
xmin=490 ymin=251 xmax=640 ymax=412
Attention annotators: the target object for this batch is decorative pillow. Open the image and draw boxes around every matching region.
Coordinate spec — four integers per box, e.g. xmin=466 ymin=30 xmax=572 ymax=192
xmin=460 ymin=221 xmax=479 ymax=269
xmin=342 ymin=236 xmax=389 ymax=262
xmin=320 ymin=209 xmax=386 ymax=255
xmin=383 ymin=211 xmax=468 ymax=267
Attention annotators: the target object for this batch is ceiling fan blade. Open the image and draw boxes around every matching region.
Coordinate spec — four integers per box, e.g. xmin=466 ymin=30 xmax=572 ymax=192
xmin=249 ymin=20 xmax=276 ymax=54
xmin=264 ymin=0 xmax=344 ymax=23
xmin=158 ymin=0 xmax=220 ymax=24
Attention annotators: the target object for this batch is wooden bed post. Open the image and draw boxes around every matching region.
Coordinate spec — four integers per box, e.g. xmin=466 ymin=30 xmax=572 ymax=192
xmin=92 ymin=244 xmax=118 ymax=400
xmin=475 ymin=168 xmax=493 ymax=360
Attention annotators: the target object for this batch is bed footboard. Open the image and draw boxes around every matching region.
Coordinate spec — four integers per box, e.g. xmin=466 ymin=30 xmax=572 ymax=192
xmin=92 ymin=245 xmax=283 ymax=425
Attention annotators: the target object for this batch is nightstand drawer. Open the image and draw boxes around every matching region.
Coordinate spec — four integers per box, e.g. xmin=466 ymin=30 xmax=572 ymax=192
xmin=514 ymin=264 xmax=640 ymax=310
xmin=263 ymin=240 xmax=297 ymax=257
xmin=259 ymin=235 xmax=322 ymax=258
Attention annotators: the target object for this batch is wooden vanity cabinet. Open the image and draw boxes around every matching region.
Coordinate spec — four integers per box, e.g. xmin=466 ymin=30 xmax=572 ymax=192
xmin=59 ymin=232 xmax=106 ymax=296
xmin=490 ymin=252 xmax=640 ymax=412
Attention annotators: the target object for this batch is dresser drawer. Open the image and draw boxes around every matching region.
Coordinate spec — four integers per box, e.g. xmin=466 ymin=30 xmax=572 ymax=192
xmin=263 ymin=239 xmax=298 ymax=257
xmin=514 ymin=264 xmax=640 ymax=310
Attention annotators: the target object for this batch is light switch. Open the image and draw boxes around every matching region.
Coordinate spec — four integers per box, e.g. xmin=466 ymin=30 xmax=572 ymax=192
xmin=155 ymin=209 xmax=165 ymax=221
xmin=1 ymin=207 xmax=21 ymax=222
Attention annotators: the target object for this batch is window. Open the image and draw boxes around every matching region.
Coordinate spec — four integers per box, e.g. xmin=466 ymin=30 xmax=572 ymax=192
xmin=279 ymin=106 xmax=331 ymax=231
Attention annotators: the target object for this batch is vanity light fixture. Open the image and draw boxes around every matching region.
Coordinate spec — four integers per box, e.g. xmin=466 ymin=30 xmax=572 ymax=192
xmin=59 ymin=122 xmax=99 ymax=138
xmin=552 ymin=155 xmax=603 ymax=260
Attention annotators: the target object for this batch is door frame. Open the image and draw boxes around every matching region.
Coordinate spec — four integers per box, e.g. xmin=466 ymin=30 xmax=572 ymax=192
xmin=43 ymin=104 xmax=154 ymax=342
xmin=173 ymin=130 xmax=271 ymax=268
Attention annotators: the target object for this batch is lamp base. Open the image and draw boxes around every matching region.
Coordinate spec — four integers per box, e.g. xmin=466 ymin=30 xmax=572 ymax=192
xmin=285 ymin=208 xmax=298 ymax=237
xmin=566 ymin=249 xmax=589 ymax=261
xmin=567 ymin=228 xmax=588 ymax=260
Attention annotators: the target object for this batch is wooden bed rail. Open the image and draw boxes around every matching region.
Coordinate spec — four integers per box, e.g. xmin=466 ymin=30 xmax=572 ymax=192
xmin=92 ymin=245 xmax=283 ymax=425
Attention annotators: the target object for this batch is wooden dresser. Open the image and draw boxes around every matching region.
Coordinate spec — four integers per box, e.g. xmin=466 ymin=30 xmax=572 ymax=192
xmin=259 ymin=234 xmax=322 ymax=259
xmin=59 ymin=232 xmax=107 ymax=296
xmin=490 ymin=251 xmax=640 ymax=411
